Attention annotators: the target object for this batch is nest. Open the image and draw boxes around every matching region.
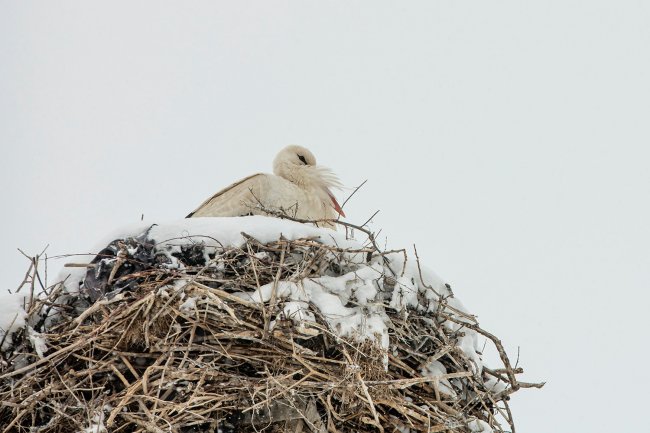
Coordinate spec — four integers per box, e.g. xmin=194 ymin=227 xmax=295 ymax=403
xmin=0 ymin=217 xmax=542 ymax=433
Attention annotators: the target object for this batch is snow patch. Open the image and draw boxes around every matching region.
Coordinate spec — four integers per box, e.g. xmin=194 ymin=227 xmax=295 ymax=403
xmin=0 ymin=291 xmax=27 ymax=349
xmin=484 ymin=376 xmax=508 ymax=394
xmin=468 ymin=419 xmax=494 ymax=432
xmin=27 ymin=327 xmax=48 ymax=358
xmin=179 ymin=297 xmax=197 ymax=312
xmin=421 ymin=360 xmax=457 ymax=397
xmin=80 ymin=409 xmax=108 ymax=433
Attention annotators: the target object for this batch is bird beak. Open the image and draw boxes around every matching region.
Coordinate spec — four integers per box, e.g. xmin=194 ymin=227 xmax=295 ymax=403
xmin=327 ymin=191 xmax=346 ymax=218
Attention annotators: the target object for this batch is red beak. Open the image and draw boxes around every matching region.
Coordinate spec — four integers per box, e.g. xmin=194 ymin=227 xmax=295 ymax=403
xmin=328 ymin=191 xmax=346 ymax=218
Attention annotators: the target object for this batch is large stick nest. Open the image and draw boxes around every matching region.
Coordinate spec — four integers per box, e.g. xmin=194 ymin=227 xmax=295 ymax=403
xmin=0 ymin=218 xmax=542 ymax=433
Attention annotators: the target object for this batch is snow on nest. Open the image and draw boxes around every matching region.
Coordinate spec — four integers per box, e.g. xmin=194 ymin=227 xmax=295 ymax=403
xmin=57 ymin=216 xmax=359 ymax=294
xmin=0 ymin=291 xmax=27 ymax=350
xmin=54 ymin=215 xmax=485 ymax=372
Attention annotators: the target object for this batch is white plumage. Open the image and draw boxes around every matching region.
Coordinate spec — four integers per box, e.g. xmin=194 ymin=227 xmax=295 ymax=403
xmin=187 ymin=145 xmax=345 ymax=225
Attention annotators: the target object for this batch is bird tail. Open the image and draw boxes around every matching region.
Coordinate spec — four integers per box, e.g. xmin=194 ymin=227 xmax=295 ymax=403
xmin=306 ymin=166 xmax=346 ymax=217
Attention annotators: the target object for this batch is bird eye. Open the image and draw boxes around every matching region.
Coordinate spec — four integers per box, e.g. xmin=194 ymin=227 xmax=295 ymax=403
xmin=298 ymin=155 xmax=308 ymax=165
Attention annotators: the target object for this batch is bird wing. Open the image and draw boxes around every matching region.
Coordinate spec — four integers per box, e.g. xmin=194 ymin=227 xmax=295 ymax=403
xmin=186 ymin=173 xmax=267 ymax=218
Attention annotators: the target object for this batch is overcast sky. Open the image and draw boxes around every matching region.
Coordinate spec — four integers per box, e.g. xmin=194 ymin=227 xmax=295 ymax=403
xmin=1 ymin=1 xmax=649 ymax=432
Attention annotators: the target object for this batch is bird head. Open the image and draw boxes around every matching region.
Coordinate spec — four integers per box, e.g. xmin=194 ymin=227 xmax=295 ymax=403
xmin=273 ymin=145 xmax=317 ymax=176
xmin=273 ymin=145 xmax=346 ymax=218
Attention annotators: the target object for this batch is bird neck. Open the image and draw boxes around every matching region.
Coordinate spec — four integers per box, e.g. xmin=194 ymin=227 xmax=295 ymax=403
xmin=274 ymin=164 xmax=341 ymax=193
xmin=274 ymin=163 xmax=310 ymax=188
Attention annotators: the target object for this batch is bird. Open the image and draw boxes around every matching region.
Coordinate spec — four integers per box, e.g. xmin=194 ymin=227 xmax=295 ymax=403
xmin=186 ymin=145 xmax=346 ymax=226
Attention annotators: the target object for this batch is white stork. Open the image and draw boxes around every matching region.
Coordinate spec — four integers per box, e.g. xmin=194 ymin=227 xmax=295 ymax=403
xmin=187 ymin=145 xmax=345 ymax=226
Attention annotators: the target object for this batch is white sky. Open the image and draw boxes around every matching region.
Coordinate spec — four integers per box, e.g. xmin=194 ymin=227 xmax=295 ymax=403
xmin=1 ymin=1 xmax=649 ymax=431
